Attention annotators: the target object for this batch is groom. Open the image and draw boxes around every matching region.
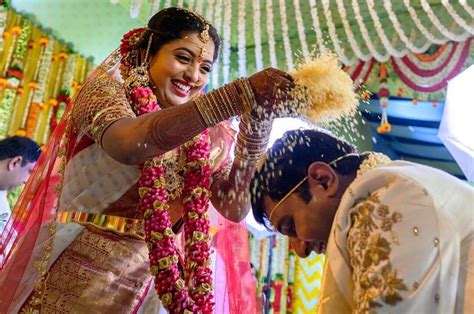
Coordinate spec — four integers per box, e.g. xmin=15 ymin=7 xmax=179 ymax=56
xmin=250 ymin=129 xmax=473 ymax=313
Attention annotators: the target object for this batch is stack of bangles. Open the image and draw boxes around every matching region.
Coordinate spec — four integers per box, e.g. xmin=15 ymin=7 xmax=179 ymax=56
xmin=234 ymin=114 xmax=272 ymax=164
xmin=194 ymin=78 xmax=255 ymax=127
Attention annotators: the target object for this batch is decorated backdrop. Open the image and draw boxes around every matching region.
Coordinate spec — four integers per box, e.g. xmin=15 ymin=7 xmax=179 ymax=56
xmin=0 ymin=6 xmax=94 ymax=145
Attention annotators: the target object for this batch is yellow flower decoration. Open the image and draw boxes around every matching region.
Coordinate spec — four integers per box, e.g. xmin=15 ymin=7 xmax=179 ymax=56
xmin=39 ymin=37 xmax=49 ymax=46
xmin=11 ymin=26 xmax=22 ymax=35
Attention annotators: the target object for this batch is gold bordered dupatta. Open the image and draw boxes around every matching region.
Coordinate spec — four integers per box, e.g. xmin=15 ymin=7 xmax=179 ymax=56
xmin=0 ymin=49 xmax=124 ymax=312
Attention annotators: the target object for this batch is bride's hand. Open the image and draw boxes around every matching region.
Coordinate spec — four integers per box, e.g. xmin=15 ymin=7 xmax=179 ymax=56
xmin=247 ymin=68 xmax=294 ymax=119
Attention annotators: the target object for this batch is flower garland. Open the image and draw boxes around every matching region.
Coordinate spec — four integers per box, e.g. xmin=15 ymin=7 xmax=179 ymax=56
xmin=402 ymin=0 xmax=446 ymax=45
xmin=0 ymin=4 xmax=7 ymax=51
xmin=150 ymin=0 xmax=160 ymax=19
xmin=195 ymin=0 xmax=203 ymax=15
xmin=347 ymin=59 xmax=375 ymax=90
xmin=265 ymin=0 xmax=278 ymax=68
xmin=210 ymin=0 xmax=222 ymax=88
xmin=280 ymin=0 xmax=295 ymax=71
xmin=459 ymin=0 xmax=474 ymax=18
xmin=252 ymin=0 xmax=263 ymax=71
xmin=187 ymin=0 xmax=194 ymax=10
xmin=309 ymin=0 xmax=327 ymax=55
xmin=421 ymin=0 xmax=470 ymax=42
xmin=335 ymin=0 xmax=371 ymax=61
xmin=22 ymin=38 xmax=54 ymax=138
xmin=0 ymin=89 xmax=15 ymax=138
xmin=2 ymin=26 xmax=21 ymax=78
xmin=414 ymin=44 xmax=448 ymax=62
xmin=286 ymin=251 xmax=295 ymax=311
xmin=383 ymin=0 xmax=431 ymax=54
xmin=121 ymin=29 xmax=214 ymax=313
xmin=204 ymin=0 xmax=214 ymax=22
xmin=365 ymin=0 xmax=406 ymax=58
xmin=351 ymin=0 xmax=390 ymax=62
xmin=345 ymin=60 xmax=364 ymax=80
xmin=237 ymin=0 xmax=247 ymax=77
xmin=392 ymin=40 xmax=471 ymax=92
xmin=221 ymin=0 xmax=232 ymax=83
xmin=1 ymin=20 xmax=30 ymax=137
xmin=293 ymin=0 xmax=310 ymax=62
xmin=8 ymin=32 xmax=34 ymax=134
xmin=321 ymin=0 xmax=355 ymax=66
xmin=271 ymin=236 xmax=289 ymax=311
xmin=391 ymin=38 xmax=471 ymax=92
xmin=356 ymin=152 xmax=391 ymax=178
xmin=48 ymin=53 xmax=76 ymax=134
xmin=402 ymin=42 xmax=457 ymax=75
xmin=441 ymin=0 xmax=474 ymax=34
xmin=130 ymin=0 xmax=143 ymax=19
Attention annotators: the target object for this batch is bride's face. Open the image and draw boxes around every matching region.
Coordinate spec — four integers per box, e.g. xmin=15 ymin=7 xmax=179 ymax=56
xmin=148 ymin=32 xmax=215 ymax=108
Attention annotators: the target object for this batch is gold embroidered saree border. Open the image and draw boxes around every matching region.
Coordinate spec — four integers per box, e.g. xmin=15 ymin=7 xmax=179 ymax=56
xmin=57 ymin=211 xmax=145 ymax=240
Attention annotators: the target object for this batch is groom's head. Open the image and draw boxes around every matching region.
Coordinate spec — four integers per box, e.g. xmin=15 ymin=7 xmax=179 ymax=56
xmin=251 ymin=129 xmax=362 ymax=257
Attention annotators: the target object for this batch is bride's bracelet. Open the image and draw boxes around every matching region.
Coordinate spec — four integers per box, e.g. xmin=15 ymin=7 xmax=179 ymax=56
xmin=234 ymin=114 xmax=272 ymax=163
xmin=194 ymin=78 xmax=256 ymax=128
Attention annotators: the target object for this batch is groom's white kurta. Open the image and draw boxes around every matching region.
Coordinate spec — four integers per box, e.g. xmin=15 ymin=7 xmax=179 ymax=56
xmin=318 ymin=161 xmax=473 ymax=313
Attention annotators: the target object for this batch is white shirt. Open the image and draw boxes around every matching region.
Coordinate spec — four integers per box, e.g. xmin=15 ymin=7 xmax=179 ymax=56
xmin=0 ymin=190 xmax=10 ymax=233
xmin=319 ymin=161 xmax=474 ymax=313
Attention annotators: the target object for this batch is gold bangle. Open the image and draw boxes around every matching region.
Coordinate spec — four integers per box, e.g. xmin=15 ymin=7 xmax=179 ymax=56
xmin=195 ymin=98 xmax=215 ymax=127
xmin=194 ymin=99 xmax=207 ymax=126
xmin=219 ymin=87 xmax=237 ymax=117
xmin=234 ymin=81 xmax=251 ymax=113
xmin=236 ymin=79 xmax=255 ymax=112
xmin=227 ymin=83 xmax=248 ymax=114
xmin=213 ymin=89 xmax=231 ymax=119
xmin=240 ymin=79 xmax=257 ymax=110
xmin=200 ymin=98 xmax=216 ymax=127
xmin=221 ymin=86 xmax=242 ymax=116
xmin=205 ymin=95 xmax=220 ymax=125
xmin=210 ymin=93 xmax=226 ymax=121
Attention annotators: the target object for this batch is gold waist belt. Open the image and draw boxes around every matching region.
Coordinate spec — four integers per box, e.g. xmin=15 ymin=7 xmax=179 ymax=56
xmin=57 ymin=211 xmax=145 ymax=240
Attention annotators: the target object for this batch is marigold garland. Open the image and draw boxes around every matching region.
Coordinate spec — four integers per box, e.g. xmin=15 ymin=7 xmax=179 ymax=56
xmin=121 ymin=28 xmax=214 ymax=313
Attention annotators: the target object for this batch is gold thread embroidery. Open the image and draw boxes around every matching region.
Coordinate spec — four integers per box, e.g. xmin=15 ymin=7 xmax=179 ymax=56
xmin=21 ymin=228 xmax=150 ymax=313
xmin=348 ymin=193 xmax=407 ymax=312
xmin=71 ymin=74 xmax=135 ymax=145
xmin=22 ymin=119 xmax=74 ymax=311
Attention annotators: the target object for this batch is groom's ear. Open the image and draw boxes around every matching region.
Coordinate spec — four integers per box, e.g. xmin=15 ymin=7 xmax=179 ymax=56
xmin=307 ymin=162 xmax=339 ymax=198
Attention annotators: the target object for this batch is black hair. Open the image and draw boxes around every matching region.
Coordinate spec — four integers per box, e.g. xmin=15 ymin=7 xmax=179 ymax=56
xmin=0 ymin=136 xmax=41 ymax=166
xmin=138 ymin=7 xmax=221 ymax=62
xmin=250 ymin=129 xmax=363 ymax=230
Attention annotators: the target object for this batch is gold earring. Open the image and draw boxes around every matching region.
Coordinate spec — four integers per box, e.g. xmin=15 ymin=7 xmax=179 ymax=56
xmin=124 ymin=33 xmax=153 ymax=91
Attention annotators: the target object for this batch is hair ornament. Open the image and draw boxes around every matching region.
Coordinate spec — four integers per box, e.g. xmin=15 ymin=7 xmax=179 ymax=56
xmin=120 ymin=27 xmax=146 ymax=57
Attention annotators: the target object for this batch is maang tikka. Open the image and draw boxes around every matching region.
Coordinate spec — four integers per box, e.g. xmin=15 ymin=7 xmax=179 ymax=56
xmin=198 ymin=24 xmax=210 ymax=58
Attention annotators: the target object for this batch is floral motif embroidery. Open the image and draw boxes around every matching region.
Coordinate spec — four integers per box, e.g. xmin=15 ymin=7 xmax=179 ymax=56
xmin=348 ymin=192 xmax=407 ymax=313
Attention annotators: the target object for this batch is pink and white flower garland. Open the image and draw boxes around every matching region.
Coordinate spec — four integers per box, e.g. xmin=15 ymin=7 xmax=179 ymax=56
xmin=321 ymin=0 xmax=355 ymax=66
xmin=309 ymin=0 xmax=327 ymax=55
